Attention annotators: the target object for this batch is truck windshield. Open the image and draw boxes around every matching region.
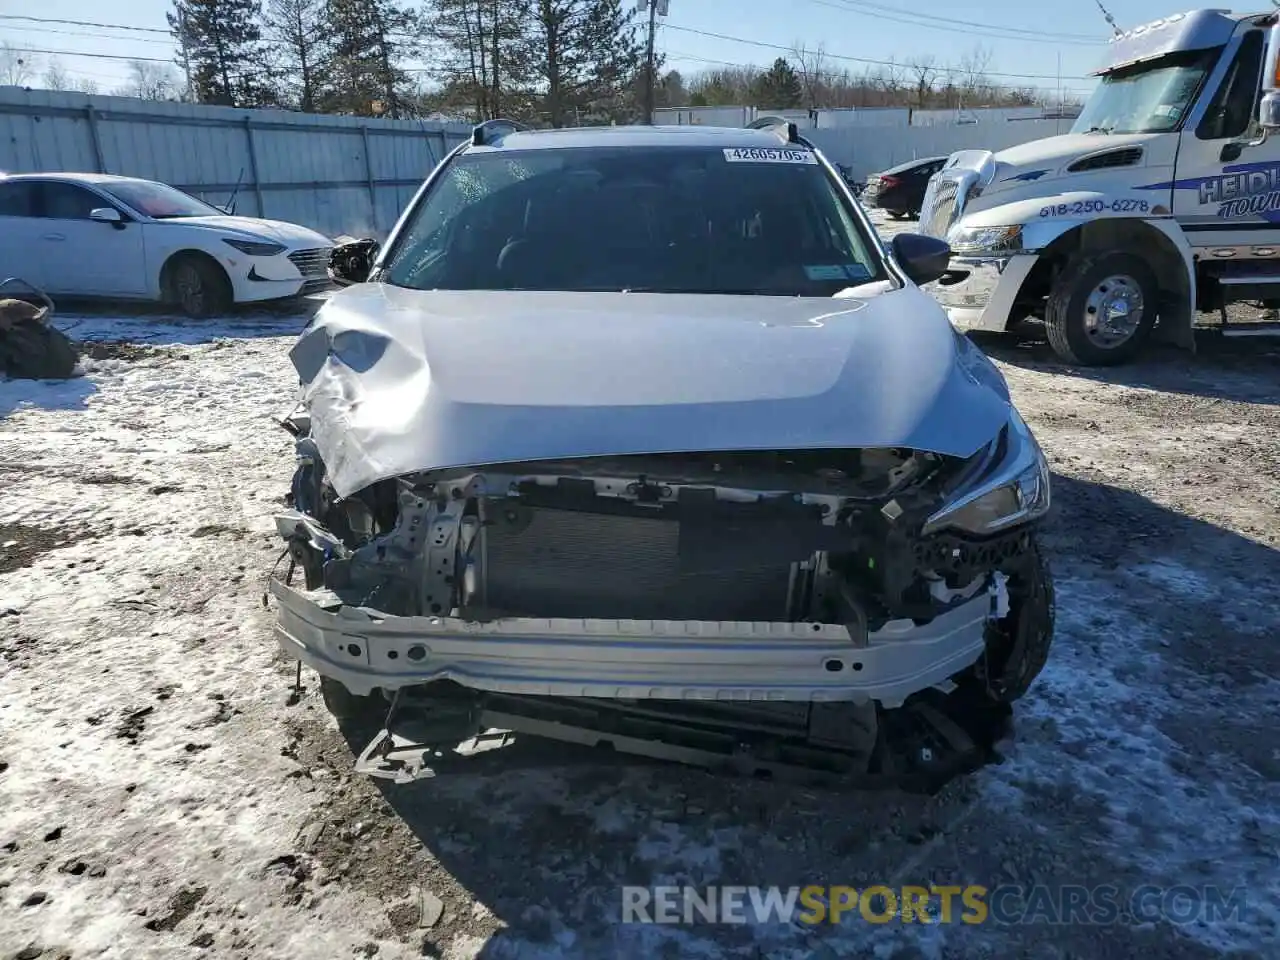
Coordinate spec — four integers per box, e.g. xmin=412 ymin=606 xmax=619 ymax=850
xmin=381 ymin=146 xmax=886 ymax=297
xmin=1071 ymin=47 xmax=1220 ymax=135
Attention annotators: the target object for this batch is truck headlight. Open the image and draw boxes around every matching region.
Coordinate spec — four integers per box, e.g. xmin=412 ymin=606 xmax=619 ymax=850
xmin=923 ymin=408 xmax=1050 ymax=536
xmin=946 ymin=224 xmax=1023 ymax=255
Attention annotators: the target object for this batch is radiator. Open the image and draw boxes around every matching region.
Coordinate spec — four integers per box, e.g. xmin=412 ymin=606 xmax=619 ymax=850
xmin=480 ymin=505 xmax=794 ymax=621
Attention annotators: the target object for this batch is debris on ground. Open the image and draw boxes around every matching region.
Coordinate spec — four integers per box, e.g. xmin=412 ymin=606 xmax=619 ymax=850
xmin=0 ymin=282 xmax=78 ymax=381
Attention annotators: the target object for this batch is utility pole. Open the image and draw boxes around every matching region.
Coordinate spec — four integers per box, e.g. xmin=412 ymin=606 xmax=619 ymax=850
xmin=639 ymin=0 xmax=669 ymax=125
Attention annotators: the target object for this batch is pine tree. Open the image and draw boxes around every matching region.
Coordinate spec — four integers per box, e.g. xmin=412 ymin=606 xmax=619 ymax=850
xmin=320 ymin=0 xmax=421 ymax=117
xmin=168 ymin=0 xmax=271 ymax=107
xmin=750 ymin=58 xmax=803 ymax=109
xmin=264 ymin=0 xmax=330 ymax=112
xmin=428 ymin=0 xmax=535 ymax=122
xmin=530 ymin=0 xmax=644 ymax=126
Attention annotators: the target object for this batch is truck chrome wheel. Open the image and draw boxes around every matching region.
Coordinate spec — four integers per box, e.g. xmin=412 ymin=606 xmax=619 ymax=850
xmin=1083 ymin=274 xmax=1144 ymax=348
xmin=1045 ymin=250 xmax=1158 ymax=366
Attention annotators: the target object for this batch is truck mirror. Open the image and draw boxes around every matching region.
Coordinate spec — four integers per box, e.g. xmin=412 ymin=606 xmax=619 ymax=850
xmin=1260 ymin=24 xmax=1280 ymax=133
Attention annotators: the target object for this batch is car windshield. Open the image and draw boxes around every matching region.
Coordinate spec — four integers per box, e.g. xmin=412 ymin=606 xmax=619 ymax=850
xmin=100 ymin=180 xmax=223 ymax=220
xmin=1071 ymin=48 xmax=1219 ymax=135
xmin=382 ymin=145 xmax=886 ymax=296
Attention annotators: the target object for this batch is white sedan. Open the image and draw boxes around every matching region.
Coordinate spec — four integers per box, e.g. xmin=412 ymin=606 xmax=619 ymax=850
xmin=0 ymin=172 xmax=335 ymax=317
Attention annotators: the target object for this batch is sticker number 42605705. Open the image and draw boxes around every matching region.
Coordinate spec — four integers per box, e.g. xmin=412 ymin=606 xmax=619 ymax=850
xmin=1038 ymin=199 xmax=1149 ymax=217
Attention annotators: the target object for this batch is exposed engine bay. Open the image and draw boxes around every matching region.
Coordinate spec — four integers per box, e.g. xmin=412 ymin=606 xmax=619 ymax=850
xmin=272 ymin=429 xmax=1054 ymax=789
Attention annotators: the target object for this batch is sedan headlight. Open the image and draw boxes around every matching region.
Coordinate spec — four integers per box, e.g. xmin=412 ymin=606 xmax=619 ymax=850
xmin=946 ymin=224 xmax=1023 ymax=255
xmin=223 ymin=238 xmax=286 ymax=257
xmin=923 ymin=407 xmax=1050 ymax=536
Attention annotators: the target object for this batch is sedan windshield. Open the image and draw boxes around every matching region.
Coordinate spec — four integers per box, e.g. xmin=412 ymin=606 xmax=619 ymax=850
xmin=1071 ymin=48 xmax=1218 ymax=135
xmin=101 ymin=180 xmax=223 ymax=220
xmin=382 ymin=145 xmax=886 ymax=296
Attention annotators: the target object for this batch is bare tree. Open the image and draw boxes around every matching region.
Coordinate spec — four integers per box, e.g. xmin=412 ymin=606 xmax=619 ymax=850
xmin=789 ymin=41 xmax=828 ymax=109
xmin=874 ymin=57 xmax=907 ymax=103
xmin=42 ymin=59 xmax=72 ymax=91
xmin=116 ymin=60 xmax=180 ymax=100
xmin=905 ymin=54 xmax=938 ymax=109
xmin=1 ymin=42 xmax=37 ymax=87
xmin=77 ymin=78 xmax=101 ymax=96
xmin=956 ymin=44 xmax=993 ymax=105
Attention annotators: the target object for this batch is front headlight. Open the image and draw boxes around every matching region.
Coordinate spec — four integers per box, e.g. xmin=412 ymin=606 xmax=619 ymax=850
xmin=923 ymin=408 xmax=1050 ymax=536
xmin=946 ymin=224 xmax=1023 ymax=255
xmin=223 ymin=238 xmax=286 ymax=257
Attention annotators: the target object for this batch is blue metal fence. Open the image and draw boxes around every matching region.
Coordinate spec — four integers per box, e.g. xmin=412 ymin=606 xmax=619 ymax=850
xmin=0 ymin=87 xmax=472 ymax=239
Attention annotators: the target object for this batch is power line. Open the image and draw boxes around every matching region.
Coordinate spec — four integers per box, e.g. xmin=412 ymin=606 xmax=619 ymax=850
xmin=0 ymin=23 xmax=175 ymax=46
xmin=0 ymin=15 xmax=169 ymax=35
xmin=662 ymin=23 xmax=1093 ymax=82
xmin=1 ymin=46 xmax=172 ymax=65
xmin=810 ymin=0 xmax=1105 ymax=45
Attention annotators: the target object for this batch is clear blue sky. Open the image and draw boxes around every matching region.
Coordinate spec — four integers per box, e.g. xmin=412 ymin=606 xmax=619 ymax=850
xmin=0 ymin=1 xmax=1226 ymax=101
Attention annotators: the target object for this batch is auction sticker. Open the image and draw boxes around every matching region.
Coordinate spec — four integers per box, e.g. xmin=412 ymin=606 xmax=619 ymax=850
xmin=723 ymin=147 xmax=817 ymax=164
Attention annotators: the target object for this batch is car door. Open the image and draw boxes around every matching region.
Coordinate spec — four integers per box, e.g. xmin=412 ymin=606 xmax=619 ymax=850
xmin=1174 ymin=28 xmax=1272 ymax=245
xmin=34 ymin=181 xmax=148 ymax=297
xmin=0 ymin=181 xmax=48 ymax=291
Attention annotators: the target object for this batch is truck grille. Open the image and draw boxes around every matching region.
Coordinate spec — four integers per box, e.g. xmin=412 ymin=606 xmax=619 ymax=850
xmin=288 ymin=247 xmax=332 ymax=278
xmin=920 ymin=176 xmax=961 ymax=239
xmin=481 ymin=506 xmax=793 ymax=621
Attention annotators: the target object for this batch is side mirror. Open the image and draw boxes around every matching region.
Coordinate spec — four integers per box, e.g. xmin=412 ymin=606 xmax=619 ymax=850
xmin=328 ymin=237 xmax=381 ymax=286
xmin=89 ymin=207 xmax=124 ymax=227
xmin=891 ymin=233 xmax=952 ymax=286
xmin=1260 ymin=24 xmax=1280 ymax=135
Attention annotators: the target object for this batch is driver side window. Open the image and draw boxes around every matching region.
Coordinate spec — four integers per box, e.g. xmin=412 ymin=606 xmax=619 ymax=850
xmin=1197 ymin=31 xmax=1264 ymax=141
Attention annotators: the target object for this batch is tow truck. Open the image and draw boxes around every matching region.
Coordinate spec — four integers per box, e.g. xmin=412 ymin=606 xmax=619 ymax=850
xmin=920 ymin=9 xmax=1280 ymax=365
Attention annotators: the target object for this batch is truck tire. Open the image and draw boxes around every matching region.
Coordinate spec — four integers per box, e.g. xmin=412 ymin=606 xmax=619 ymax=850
xmin=1044 ymin=250 xmax=1159 ymax=365
xmin=320 ymin=676 xmax=386 ymax=724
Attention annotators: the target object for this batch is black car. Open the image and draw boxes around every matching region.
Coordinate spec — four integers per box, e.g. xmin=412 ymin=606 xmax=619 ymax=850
xmin=861 ymin=156 xmax=948 ymax=220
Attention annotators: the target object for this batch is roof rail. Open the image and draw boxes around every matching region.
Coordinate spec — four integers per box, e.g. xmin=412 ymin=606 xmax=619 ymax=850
xmin=471 ymin=118 xmax=529 ymax=146
xmin=745 ymin=115 xmax=814 ymax=149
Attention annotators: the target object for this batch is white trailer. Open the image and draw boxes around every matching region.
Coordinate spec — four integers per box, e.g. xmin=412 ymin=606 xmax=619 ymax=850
xmin=919 ymin=9 xmax=1280 ymax=365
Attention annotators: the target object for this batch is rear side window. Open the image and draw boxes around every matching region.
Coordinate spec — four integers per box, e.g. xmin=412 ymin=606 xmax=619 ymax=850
xmin=1197 ymin=31 xmax=1263 ymax=140
xmin=40 ymin=182 xmax=104 ymax=220
xmin=0 ymin=181 xmax=37 ymax=217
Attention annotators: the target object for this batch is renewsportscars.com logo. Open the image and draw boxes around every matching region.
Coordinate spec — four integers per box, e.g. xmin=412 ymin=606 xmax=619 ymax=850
xmin=621 ymin=884 xmax=1250 ymax=926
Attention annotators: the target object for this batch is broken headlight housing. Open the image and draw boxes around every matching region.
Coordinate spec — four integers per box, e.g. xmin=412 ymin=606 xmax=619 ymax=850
xmin=946 ymin=224 xmax=1023 ymax=255
xmin=923 ymin=407 xmax=1050 ymax=536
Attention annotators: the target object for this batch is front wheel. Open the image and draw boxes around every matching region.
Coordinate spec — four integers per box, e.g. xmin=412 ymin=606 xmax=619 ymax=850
xmin=1044 ymin=250 xmax=1158 ymax=365
xmin=320 ymin=676 xmax=387 ymax=724
xmin=167 ymin=256 xmax=233 ymax=318
xmin=975 ymin=542 xmax=1055 ymax=704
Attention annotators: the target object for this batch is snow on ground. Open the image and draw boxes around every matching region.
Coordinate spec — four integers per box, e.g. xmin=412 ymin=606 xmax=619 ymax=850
xmin=2 ymin=254 xmax=1279 ymax=959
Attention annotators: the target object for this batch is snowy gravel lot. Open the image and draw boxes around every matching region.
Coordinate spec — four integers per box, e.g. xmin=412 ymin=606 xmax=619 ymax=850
xmin=2 ymin=214 xmax=1279 ymax=960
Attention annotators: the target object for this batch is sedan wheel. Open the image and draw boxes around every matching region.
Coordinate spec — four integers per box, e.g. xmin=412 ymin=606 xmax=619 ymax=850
xmin=167 ymin=257 xmax=232 ymax=319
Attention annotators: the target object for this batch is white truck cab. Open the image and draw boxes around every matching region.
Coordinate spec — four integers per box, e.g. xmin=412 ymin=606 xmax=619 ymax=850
xmin=920 ymin=9 xmax=1280 ymax=365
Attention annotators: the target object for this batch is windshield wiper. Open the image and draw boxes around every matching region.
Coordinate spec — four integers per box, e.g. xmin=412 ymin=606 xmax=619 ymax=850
xmin=1084 ymin=125 xmax=1114 ymax=134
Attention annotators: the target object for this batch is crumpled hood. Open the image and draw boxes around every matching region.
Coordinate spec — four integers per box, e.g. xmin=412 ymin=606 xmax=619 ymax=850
xmin=292 ymin=285 xmax=1012 ymax=499
xmin=986 ymin=132 xmax=1155 ymax=192
xmin=165 ymin=215 xmax=332 ymax=247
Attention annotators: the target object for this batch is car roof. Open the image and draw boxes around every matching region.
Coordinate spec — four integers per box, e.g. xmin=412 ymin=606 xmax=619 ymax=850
xmin=466 ymin=123 xmax=822 ymax=154
xmin=0 ymin=172 xmax=157 ymax=187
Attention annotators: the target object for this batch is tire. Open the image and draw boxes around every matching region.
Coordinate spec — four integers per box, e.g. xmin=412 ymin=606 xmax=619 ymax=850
xmin=320 ymin=676 xmax=387 ymax=724
xmin=1044 ymin=250 xmax=1158 ymax=365
xmin=888 ymin=211 xmax=909 ymax=221
xmin=0 ymin=320 xmax=78 ymax=380
xmin=165 ymin=254 xmax=233 ymax=318
xmin=977 ymin=542 xmax=1055 ymax=704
